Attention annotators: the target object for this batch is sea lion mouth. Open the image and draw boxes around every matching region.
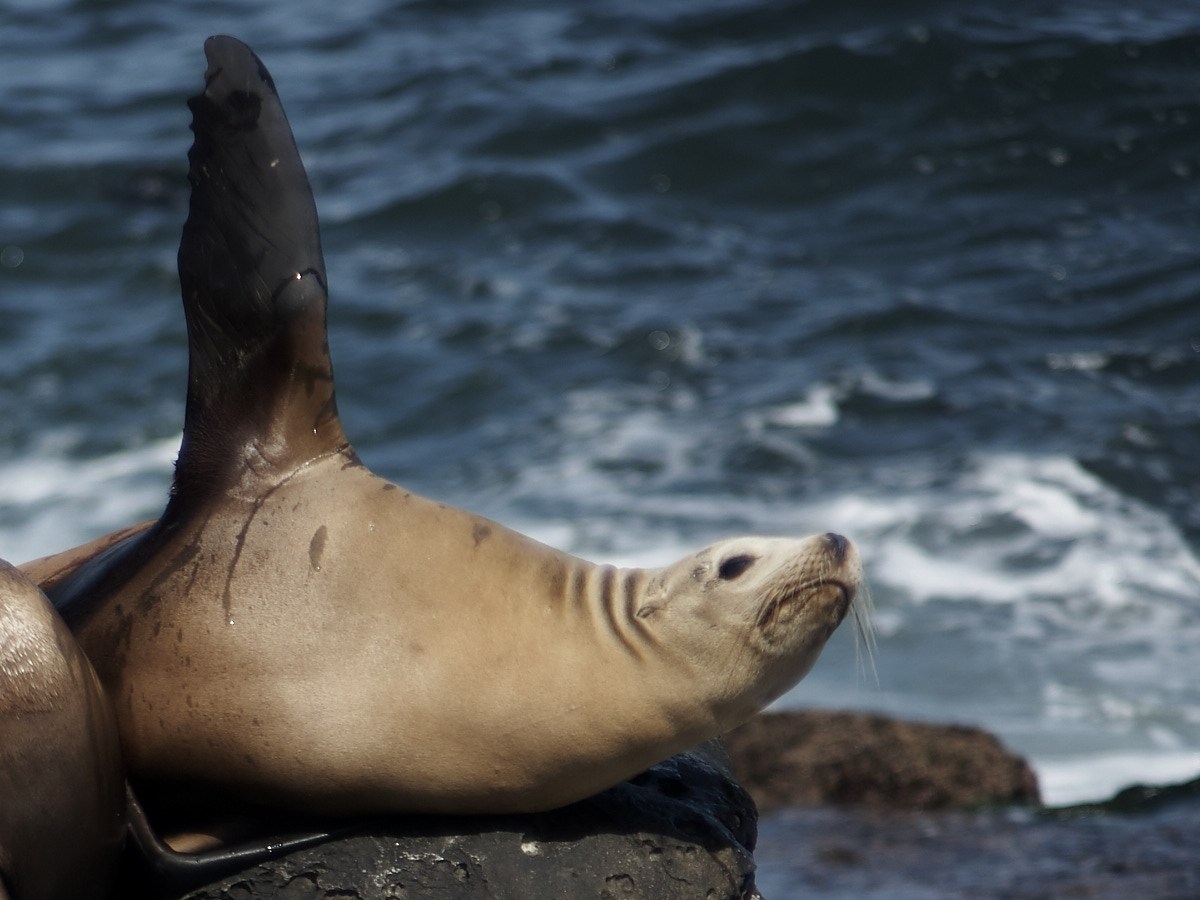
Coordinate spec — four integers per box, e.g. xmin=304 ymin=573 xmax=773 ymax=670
xmin=755 ymin=578 xmax=854 ymax=634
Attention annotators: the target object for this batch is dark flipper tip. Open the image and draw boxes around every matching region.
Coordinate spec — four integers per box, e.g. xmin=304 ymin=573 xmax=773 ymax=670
xmin=202 ymin=35 xmax=278 ymax=95
xmin=181 ymin=34 xmax=326 ymax=338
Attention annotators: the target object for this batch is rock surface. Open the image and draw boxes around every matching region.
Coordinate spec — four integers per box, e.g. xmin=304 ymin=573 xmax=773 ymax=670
xmin=724 ymin=709 xmax=1040 ymax=812
xmin=117 ymin=743 xmax=761 ymax=900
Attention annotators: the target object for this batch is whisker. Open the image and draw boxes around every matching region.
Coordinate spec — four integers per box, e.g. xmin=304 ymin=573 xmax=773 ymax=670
xmin=850 ymin=576 xmax=879 ymax=688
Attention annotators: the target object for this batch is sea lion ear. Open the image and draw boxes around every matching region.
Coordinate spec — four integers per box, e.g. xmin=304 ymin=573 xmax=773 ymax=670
xmin=635 ymin=601 xmax=663 ymax=619
xmin=636 ymin=576 xmax=667 ymax=618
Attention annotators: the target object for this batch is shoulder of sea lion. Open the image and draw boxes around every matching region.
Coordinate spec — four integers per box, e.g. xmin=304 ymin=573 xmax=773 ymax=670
xmin=19 ymin=520 xmax=166 ymax=629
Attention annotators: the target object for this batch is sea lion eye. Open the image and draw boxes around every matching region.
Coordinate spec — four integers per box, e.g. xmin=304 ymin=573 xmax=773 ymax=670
xmin=718 ymin=554 xmax=756 ymax=580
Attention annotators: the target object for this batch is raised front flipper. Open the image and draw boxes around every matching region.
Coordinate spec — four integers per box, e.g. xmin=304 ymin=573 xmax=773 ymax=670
xmin=175 ymin=34 xmax=350 ymax=503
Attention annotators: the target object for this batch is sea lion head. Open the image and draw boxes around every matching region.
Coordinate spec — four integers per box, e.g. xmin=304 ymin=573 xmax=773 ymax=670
xmin=637 ymin=532 xmax=863 ymax=725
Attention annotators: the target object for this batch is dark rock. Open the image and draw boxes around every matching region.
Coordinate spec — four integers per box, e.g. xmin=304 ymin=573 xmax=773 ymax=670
xmin=120 ymin=742 xmax=762 ymax=900
xmin=1048 ymin=773 xmax=1200 ymax=818
xmin=724 ymin=709 xmax=1040 ymax=812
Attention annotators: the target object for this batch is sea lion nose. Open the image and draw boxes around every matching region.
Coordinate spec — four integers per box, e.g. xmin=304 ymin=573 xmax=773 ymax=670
xmin=823 ymin=532 xmax=849 ymax=562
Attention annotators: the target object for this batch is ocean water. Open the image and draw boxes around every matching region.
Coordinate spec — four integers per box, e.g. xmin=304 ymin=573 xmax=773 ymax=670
xmin=2 ymin=0 xmax=1199 ymax=848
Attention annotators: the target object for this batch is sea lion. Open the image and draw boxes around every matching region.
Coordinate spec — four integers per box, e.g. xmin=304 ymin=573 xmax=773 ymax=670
xmin=30 ymin=35 xmax=864 ymax=817
xmin=0 ymin=559 xmax=124 ymax=900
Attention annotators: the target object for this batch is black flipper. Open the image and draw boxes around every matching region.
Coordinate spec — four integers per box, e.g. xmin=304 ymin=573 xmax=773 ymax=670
xmin=173 ymin=34 xmax=350 ymax=505
xmin=123 ymin=784 xmax=345 ymax=897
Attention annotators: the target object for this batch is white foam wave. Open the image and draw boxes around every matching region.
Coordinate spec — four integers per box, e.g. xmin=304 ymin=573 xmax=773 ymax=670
xmin=784 ymin=460 xmax=1200 ymax=763
xmin=0 ymin=434 xmax=177 ymax=563
xmin=753 ymin=384 xmax=840 ymax=429
xmin=836 ymin=453 xmax=1200 ymax=610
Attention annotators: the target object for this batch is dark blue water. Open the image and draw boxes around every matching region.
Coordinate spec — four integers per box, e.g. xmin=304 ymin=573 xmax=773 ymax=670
xmin=2 ymin=1 xmax=1199 ymax=887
